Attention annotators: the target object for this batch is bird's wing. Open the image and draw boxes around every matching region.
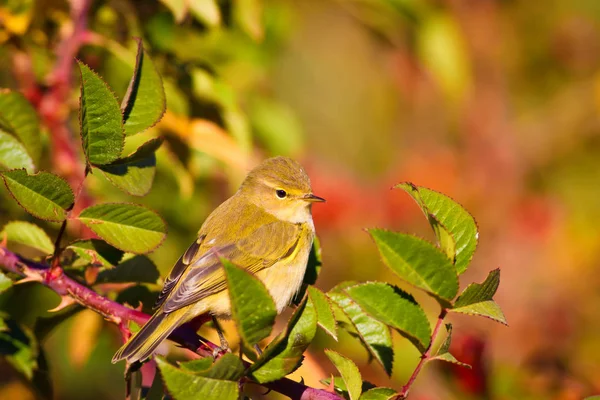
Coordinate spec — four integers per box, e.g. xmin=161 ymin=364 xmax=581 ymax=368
xmin=159 ymin=206 xmax=303 ymax=314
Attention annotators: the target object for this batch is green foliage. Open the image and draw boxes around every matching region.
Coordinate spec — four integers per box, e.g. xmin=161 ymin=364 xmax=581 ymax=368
xmin=1 ymin=221 xmax=54 ymax=255
xmin=121 ymin=39 xmax=166 ymax=136
xmin=344 ymin=282 xmax=431 ymax=352
xmin=78 ymin=61 xmax=124 ymax=165
xmin=328 ymin=290 xmax=394 ymax=376
xmin=156 ymin=357 xmax=239 ymax=400
xmin=397 ymin=183 xmax=478 ymax=274
xmin=359 ymin=387 xmax=398 ymax=400
xmin=451 ymin=269 xmax=507 ymax=325
xmin=308 ymin=286 xmax=337 ymax=340
xmin=325 ymin=349 xmax=363 ymax=400
xmin=0 ymin=90 xmax=41 ymax=163
xmin=0 ymin=273 xmax=13 ymax=294
xmin=0 ymin=314 xmax=39 ymax=380
xmin=369 ymin=229 xmax=458 ymax=305
xmin=250 ymin=295 xmax=317 ymax=383
xmin=430 ymin=324 xmax=470 ymax=368
xmin=65 ymin=239 xmax=124 ymax=269
xmin=0 ymin=169 xmax=74 ymax=222
xmin=96 ymin=255 xmax=160 ymax=284
xmin=181 ymin=354 xmax=245 ymax=380
xmin=0 ymin=130 xmax=35 ymax=171
xmin=98 ymin=137 xmax=163 ymax=196
xmin=222 ymin=259 xmax=276 ymax=346
xmin=77 ymin=203 xmax=166 ymax=254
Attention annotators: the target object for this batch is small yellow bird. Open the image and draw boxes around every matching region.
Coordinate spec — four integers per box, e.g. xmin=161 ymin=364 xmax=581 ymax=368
xmin=113 ymin=156 xmax=324 ymax=364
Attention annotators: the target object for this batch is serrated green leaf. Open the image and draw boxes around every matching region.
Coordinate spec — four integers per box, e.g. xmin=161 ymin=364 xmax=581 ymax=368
xmin=1 ymin=221 xmax=54 ymax=254
xmin=0 ymin=130 xmax=35 ymax=171
xmin=345 ymin=282 xmax=431 ymax=352
xmin=121 ymin=39 xmax=166 ymax=136
xmin=430 ymin=324 xmax=470 ymax=368
xmin=189 ymin=0 xmax=221 ymax=27
xmin=146 ymin=372 xmax=165 ymax=400
xmin=250 ymin=296 xmax=317 ymax=383
xmin=451 ymin=269 xmax=507 ymax=325
xmin=325 ymin=350 xmax=362 ymax=400
xmin=328 ymin=291 xmax=393 ymax=376
xmin=98 ymin=137 xmax=163 ymax=196
xmin=359 ymin=387 xmax=398 ymax=400
xmin=397 ymin=183 xmax=478 ymax=274
xmin=96 ymin=255 xmax=160 ymax=284
xmin=308 ymin=286 xmax=337 ymax=340
xmin=78 ymin=61 xmax=124 ymax=165
xmin=34 ymin=307 xmax=82 ymax=341
xmin=369 ymin=229 xmax=458 ymax=304
xmin=0 ymin=90 xmax=41 ymax=162
xmin=1 ymin=169 xmax=74 ymax=222
xmin=188 ymin=354 xmax=244 ymax=381
xmin=0 ymin=272 xmax=13 ymax=294
xmin=0 ymin=316 xmax=39 ymax=380
xmin=156 ymin=357 xmax=239 ymax=400
xmin=180 ymin=357 xmax=214 ymax=373
xmin=77 ymin=203 xmax=166 ymax=254
xmin=66 ymin=239 xmax=124 ymax=268
xmin=222 ymin=259 xmax=276 ymax=346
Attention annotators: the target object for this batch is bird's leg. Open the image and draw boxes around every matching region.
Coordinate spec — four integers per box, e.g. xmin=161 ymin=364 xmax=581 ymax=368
xmin=211 ymin=316 xmax=230 ymax=358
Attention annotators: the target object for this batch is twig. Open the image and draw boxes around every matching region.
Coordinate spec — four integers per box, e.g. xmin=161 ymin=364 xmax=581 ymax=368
xmin=0 ymin=246 xmax=341 ymax=400
xmin=397 ymin=309 xmax=448 ymax=399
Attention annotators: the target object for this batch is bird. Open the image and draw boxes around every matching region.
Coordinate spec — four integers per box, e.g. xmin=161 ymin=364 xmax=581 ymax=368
xmin=112 ymin=156 xmax=325 ymax=364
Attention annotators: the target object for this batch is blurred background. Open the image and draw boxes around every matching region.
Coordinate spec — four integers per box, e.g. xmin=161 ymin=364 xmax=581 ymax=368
xmin=1 ymin=0 xmax=600 ymax=399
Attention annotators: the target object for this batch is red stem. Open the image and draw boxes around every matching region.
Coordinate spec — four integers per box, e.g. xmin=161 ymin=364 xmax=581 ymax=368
xmin=0 ymin=247 xmax=341 ymax=400
xmin=398 ymin=309 xmax=448 ymax=399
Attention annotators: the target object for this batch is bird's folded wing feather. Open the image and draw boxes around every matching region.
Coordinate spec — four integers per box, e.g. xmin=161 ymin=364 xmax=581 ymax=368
xmin=156 ymin=204 xmax=302 ymax=314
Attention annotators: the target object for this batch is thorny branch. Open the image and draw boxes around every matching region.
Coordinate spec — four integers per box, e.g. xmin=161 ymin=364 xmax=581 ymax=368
xmin=0 ymin=246 xmax=341 ymax=400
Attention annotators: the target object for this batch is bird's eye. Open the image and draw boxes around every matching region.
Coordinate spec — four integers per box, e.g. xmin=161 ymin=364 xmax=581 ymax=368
xmin=276 ymin=189 xmax=287 ymax=199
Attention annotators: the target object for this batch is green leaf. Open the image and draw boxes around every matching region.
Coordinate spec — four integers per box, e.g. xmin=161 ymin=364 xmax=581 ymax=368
xmin=1 ymin=169 xmax=74 ymax=222
xmin=66 ymin=239 xmax=124 ymax=268
xmin=0 ymin=130 xmax=35 ymax=171
xmin=78 ymin=61 xmax=124 ymax=165
xmin=222 ymin=259 xmax=276 ymax=346
xmin=325 ymin=350 xmax=362 ymax=400
xmin=451 ymin=269 xmax=507 ymax=325
xmin=345 ymin=282 xmax=431 ymax=352
xmin=397 ymin=183 xmax=478 ymax=274
xmin=1 ymin=221 xmax=54 ymax=254
xmin=77 ymin=203 xmax=166 ymax=254
xmin=156 ymin=357 xmax=239 ymax=400
xmin=359 ymin=387 xmax=398 ymax=400
xmin=0 ymin=90 xmax=41 ymax=162
xmin=0 ymin=315 xmax=39 ymax=380
xmin=98 ymin=137 xmax=163 ymax=196
xmin=96 ymin=255 xmax=160 ymax=284
xmin=369 ymin=229 xmax=458 ymax=304
xmin=250 ymin=295 xmax=317 ymax=383
xmin=180 ymin=357 xmax=213 ymax=373
xmin=182 ymin=354 xmax=244 ymax=381
xmin=0 ymin=272 xmax=13 ymax=294
xmin=189 ymin=0 xmax=221 ymax=28
xmin=115 ymin=286 xmax=158 ymax=314
xmin=328 ymin=291 xmax=393 ymax=376
xmin=430 ymin=324 xmax=470 ymax=368
xmin=121 ymin=39 xmax=166 ymax=136
xmin=308 ymin=286 xmax=337 ymax=340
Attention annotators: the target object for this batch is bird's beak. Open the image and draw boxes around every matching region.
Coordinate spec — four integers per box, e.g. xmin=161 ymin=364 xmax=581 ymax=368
xmin=303 ymin=193 xmax=326 ymax=203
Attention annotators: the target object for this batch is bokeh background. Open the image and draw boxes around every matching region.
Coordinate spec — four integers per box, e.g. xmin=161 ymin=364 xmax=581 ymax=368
xmin=1 ymin=0 xmax=600 ymax=399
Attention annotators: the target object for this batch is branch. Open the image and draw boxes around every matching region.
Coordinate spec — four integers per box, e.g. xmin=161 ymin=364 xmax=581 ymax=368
xmin=0 ymin=247 xmax=341 ymax=400
xmin=397 ymin=309 xmax=448 ymax=399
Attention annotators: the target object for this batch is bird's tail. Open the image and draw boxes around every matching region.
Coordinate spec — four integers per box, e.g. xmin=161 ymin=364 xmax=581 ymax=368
xmin=112 ymin=309 xmax=186 ymax=364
